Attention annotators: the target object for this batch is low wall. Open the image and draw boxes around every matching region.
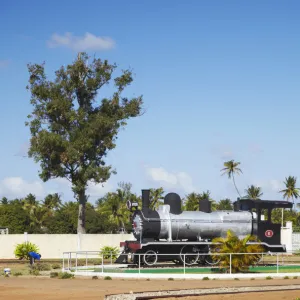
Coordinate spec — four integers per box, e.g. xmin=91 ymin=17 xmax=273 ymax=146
xmin=0 ymin=233 xmax=134 ymax=259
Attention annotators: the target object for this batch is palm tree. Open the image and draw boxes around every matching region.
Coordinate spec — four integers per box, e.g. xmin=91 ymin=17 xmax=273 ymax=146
xmin=210 ymin=230 xmax=264 ymax=273
xmin=279 ymin=176 xmax=300 ymax=226
xmin=183 ymin=192 xmax=201 ymax=211
xmin=244 ymin=185 xmax=263 ymax=200
xmin=221 ymin=160 xmax=242 ymax=198
xmin=22 ymin=193 xmax=39 ymax=215
xmin=280 ymin=176 xmax=300 ymax=206
xmin=217 ymin=198 xmax=233 ymax=210
xmin=149 ymin=187 xmax=165 ymax=210
xmin=43 ymin=193 xmax=62 ymax=211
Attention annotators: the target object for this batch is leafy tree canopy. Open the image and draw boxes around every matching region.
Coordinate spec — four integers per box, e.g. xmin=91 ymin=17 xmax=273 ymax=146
xmin=26 ymin=52 xmax=144 ymax=233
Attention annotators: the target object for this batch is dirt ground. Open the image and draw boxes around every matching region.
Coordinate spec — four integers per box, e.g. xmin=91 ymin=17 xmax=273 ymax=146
xmin=1 ymin=277 xmax=300 ymax=300
xmin=162 ymin=290 xmax=300 ymax=300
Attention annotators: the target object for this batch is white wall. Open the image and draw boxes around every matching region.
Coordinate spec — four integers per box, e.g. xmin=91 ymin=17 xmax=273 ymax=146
xmin=0 ymin=233 xmax=134 ymax=259
xmin=281 ymin=221 xmax=293 ymax=252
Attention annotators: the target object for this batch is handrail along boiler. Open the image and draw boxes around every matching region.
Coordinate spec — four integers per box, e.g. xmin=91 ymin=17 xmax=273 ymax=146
xmin=116 ymin=189 xmax=292 ymax=266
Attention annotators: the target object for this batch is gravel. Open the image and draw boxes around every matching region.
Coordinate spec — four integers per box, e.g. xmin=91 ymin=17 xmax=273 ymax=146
xmin=104 ymin=284 xmax=300 ymax=300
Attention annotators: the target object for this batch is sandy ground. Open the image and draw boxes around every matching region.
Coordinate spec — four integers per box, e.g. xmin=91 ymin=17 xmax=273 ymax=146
xmin=1 ymin=277 xmax=300 ymax=300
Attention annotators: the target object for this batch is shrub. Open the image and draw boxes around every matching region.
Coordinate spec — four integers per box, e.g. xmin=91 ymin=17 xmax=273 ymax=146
xmin=99 ymin=246 xmax=119 ymax=260
xmin=34 ymin=263 xmax=51 ymax=271
xmin=29 ymin=269 xmax=40 ymax=276
xmin=51 ymin=263 xmax=61 ymax=270
xmin=92 ymin=276 xmax=98 ymax=280
xmin=168 ymin=278 xmax=174 ymax=281
xmin=234 ymin=278 xmax=239 ymax=280
xmin=250 ymin=278 xmax=255 ymax=280
xmin=294 ymin=276 xmax=298 ymax=279
xmin=104 ymin=276 xmax=112 ymax=280
xmin=13 ymin=272 xmax=23 ymax=277
xmin=58 ymin=272 xmax=74 ymax=279
xmin=202 ymin=277 xmax=210 ymax=280
xmin=283 ymin=276 xmax=289 ymax=279
xmin=266 ymin=276 xmax=273 ymax=280
xmin=14 ymin=242 xmax=39 ymax=260
xmin=50 ymin=272 xmax=59 ymax=278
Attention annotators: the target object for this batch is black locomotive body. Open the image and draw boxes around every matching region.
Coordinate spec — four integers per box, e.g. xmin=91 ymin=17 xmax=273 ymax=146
xmin=116 ymin=189 xmax=292 ymax=266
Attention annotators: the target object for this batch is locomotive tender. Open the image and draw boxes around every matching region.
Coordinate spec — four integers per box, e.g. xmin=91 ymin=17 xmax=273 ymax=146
xmin=116 ymin=189 xmax=293 ymax=266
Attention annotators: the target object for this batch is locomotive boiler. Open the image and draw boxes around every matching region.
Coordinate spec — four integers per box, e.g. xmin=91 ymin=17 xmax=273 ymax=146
xmin=116 ymin=189 xmax=292 ymax=266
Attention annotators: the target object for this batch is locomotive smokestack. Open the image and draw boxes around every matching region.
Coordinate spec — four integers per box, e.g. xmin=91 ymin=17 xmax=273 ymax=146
xmin=142 ymin=189 xmax=150 ymax=211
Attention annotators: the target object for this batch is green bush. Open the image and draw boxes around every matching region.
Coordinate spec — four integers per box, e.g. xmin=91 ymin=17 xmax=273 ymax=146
xmin=29 ymin=269 xmax=40 ymax=276
xmin=51 ymin=263 xmax=62 ymax=270
xmin=58 ymin=272 xmax=74 ymax=279
xmin=99 ymin=246 xmax=119 ymax=260
xmin=104 ymin=276 xmax=112 ymax=280
xmin=50 ymin=272 xmax=59 ymax=278
xmin=92 ymin=276 xmax=98 ymax=280
xmin=14 ymin=242 xmax=39 ymax=260
xmin=266 ymin=276 xmax=273 ymax=280
xmin=283 ymin=276 xmax=289 ymax=279
xmin=294 ymin=276 xmax=298 ymax=279
xmin=13 ymin=272 xmax=23 ymax=277
xmin=168 ymin=278 xmax=174 ymax=281
xmin=202 ymin=277 xmax=210 ymax=280
xmin=34 ymin=263 xmax=51 ymax=271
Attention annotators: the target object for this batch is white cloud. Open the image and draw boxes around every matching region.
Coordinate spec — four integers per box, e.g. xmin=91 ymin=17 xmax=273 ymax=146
xmin=0 ymin=177 xmax=45 ymax=199
xmin=145 ymin=166 xmax=196 ymax=193
xmin=0 ymin=60 xmax=10 ymax=69
xmin=47 ymin=32 xmax=115 ymax=51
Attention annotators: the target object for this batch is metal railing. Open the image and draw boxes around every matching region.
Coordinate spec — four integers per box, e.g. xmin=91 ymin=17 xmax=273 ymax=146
xmin=62 ymin=250 xmax=300 ymax=276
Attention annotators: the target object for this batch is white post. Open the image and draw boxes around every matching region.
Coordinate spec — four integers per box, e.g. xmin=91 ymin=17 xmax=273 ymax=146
xmin=139 ymin=254 xmax=141 ymax=274
xmin=229 ymin=254 xmax=232 ymax=274
xmin=85 ymin=251 xmax=87 ymax=271
xmin=102 ymin=254 xmax=104 ymax=274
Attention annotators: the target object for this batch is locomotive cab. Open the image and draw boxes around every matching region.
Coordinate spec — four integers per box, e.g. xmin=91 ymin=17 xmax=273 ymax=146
xmin=234 ymin=198 xmax=293 ymax=252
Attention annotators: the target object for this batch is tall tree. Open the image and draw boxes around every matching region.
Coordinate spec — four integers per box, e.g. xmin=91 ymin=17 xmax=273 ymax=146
xmin=279 ymin=176 xmax=300 ymax=225
xmin=26 ymin=52 xmax=143 ymax=233
xmin=221 ymin=160 xmax=242 ymax=198
xmin=280 ymin=176 xmax=300 ymax=206
xmin=0 ymin=197 xmax=8 ymax=205
xmin=244 ymin=185 xmax=263 ymax=200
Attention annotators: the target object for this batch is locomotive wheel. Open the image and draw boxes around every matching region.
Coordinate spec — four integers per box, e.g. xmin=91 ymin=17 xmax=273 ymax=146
xmin=204 ymin=255 xmax=220 ymax=266
xmin=180 ymin=245 xmax=200 ymax=266
xmin=143 ymin=250 xmax=158 ymax=266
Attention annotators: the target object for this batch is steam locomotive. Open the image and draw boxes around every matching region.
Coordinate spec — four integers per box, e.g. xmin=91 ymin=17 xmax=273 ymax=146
xmin=116 ymin=189 xmax=292 ymax=266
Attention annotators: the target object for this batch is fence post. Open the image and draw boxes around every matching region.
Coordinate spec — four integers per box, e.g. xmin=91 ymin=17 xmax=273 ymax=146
xmin=139 ymin=254 xmax=141 ymax=275
xmin=229 ymin=254 xmax=232 ymax=274
xmin=75 ymin=252 xmax=78 ymax=272
xmin=184 ymin=254 xmax=186 ymax=275
xmin=110 ymin=251 xmax=112 ymax=265
xmin=102 ymin=254 xmax=104 ymax=274
xmin=62 ymin=252 xmax=65 ymax=271
xmin=277 ymin=253 xmax=279 ymax=274
xmin=85 ymin=251 xmax=87 ymax=271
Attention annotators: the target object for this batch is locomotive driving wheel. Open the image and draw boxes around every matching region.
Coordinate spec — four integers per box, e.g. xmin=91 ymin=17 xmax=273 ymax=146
xmin=179 ymin=245 xmax=200 ymax=266
xmin=143 ymin=250 xmax=158 ymax=266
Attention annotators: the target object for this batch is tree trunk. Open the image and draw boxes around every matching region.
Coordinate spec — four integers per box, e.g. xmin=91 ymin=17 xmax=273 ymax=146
xmin=77 ymin=190 xmax=86 ymax=234
xmin=232 ymin=175 xmax=242 ymax=198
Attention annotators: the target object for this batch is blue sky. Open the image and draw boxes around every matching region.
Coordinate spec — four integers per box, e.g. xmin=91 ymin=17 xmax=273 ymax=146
xmin=1 ymin=1 xmax=300 ymax=204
